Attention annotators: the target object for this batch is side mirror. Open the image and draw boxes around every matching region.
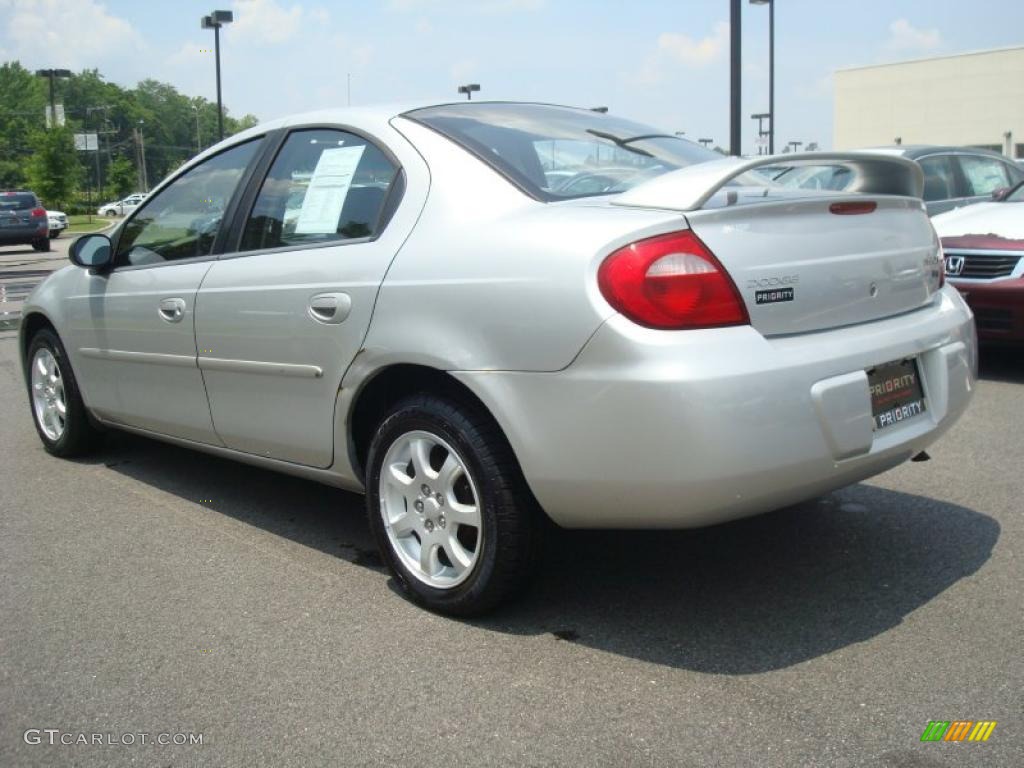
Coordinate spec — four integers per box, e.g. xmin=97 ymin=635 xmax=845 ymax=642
xmin=69 ymin=233 xmax=113 ymax=270
xmin=991 ymin=187 xmax=1011 ymax=201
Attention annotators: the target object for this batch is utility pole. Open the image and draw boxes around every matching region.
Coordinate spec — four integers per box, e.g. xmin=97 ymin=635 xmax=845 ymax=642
xmin=201 ymin=11 xmax=234 ymax=141
xmin=134 ymin=123 xmax=149 ymax=192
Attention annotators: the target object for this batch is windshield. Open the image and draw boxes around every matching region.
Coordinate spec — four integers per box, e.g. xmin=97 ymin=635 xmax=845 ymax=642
xmin=405 ymin=103 xmax=727 ymax=201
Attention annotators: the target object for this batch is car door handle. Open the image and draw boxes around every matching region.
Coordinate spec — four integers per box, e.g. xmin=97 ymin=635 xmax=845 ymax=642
xmin=158 ymin=297 xmax=187 ymax=323
xmin=308 ymin=292 xmax=352 ymax=324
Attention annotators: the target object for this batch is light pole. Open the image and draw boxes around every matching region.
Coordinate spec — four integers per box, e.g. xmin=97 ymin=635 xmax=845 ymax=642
xmin=698 ymin=138 xmax=714 ymax=148
xmin=750 ymin=0 xmax=774 ymax=154
xmin=192 ymin=104 xmax=202 ymax=153
xmin=751 ymin=112 xmax=770 ymax=155
xmin=201 ymin=10 xmax=234 ymax=141
xmin=788 ymin=140 xmax=802 ymax=153
xmin=729 ymin=0 xmax=741 ymax=156
xmin=34 ymin=68 xmax=72 ymax=128
xmin=458 ymin=83 xmax=480 ymax=100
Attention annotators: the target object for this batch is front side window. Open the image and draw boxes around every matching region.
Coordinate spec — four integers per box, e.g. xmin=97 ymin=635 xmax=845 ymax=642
xmin=239 ymin=129 xmax=398 ymax=252
xmin=406 ymin=103 xmax=733 ymax=201
xmin=115 ymin=140 xmax=260 ymax=267
xmin=958 ymin=155 xmax=1010 ymax=197
xmin=918 ymin=155 xmax=958 ymax=201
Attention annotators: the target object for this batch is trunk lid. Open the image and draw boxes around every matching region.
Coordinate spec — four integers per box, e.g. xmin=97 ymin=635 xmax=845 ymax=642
xmin=684 ymin=194 xmax=942 ymax=336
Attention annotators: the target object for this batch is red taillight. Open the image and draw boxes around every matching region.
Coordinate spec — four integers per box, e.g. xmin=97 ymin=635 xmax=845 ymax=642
xmin=597 ymin=230 xmax=749 ymax=330
xmin=30 ymin=207 xmax=46 ymax=218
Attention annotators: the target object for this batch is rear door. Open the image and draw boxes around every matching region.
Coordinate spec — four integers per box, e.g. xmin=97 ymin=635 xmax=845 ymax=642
xmin=955 ymin=154 xmax=1016 ymax=207
xmin=194 ymin=125 xmax=427 ymax=467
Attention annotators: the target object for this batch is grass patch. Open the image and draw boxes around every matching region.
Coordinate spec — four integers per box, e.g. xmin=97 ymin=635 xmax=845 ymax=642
xmin=64 ymin=215 xmax=115 ymax=234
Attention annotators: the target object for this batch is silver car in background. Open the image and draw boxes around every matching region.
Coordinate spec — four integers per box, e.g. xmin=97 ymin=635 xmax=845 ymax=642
xmin=20 ymin=103 xmax=975 ymax=614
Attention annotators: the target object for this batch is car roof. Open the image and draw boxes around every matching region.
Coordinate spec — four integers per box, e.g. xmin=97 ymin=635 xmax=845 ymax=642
xmin=868 ymin=145 xmax=1013 ymax=160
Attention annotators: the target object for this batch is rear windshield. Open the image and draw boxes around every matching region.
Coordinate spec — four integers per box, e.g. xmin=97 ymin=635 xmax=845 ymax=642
xmin=405 ymin=103 xmax=725 ymax=201
xmin=0 ymin=192 xmax=38 ymax=211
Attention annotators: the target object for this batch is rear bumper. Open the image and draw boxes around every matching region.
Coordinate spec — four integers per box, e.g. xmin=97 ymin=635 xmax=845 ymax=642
xmin=949 ymin=277 xmax=1024 ymax=342
xmin=0 ymin=226 xmax=46 ymax=244
xmin=456 ymin=287 xmax=976 ymax=528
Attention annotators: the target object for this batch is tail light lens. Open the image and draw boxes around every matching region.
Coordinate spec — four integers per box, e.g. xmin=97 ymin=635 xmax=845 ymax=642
xmin=30 ymin=207 xmax=47 ymax=218
xmin=597 ymin=230 xmax=749 ymax=330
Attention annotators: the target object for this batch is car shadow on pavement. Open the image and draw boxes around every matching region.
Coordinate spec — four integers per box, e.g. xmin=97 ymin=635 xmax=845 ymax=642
xmin=92 ymin=431 xmax=384 ymax=568
xmin=95 ymin=431 xmax=999 ymax=675
xmin=482 ymin=485 xmax=999 ymax=674
xmin=977 ymin=345 xmax=1024 ymax=384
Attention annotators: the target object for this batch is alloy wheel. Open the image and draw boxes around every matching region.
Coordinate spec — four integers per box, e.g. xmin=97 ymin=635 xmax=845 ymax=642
xmin=378 ymin=430 xmax=483 ymax=589
xmin=31 ymin=348 xmax=67 ymax=441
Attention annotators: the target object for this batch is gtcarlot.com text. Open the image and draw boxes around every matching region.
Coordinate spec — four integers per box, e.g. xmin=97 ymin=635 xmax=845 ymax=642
xmin=23 ymin=729 xmax=204 ymax=747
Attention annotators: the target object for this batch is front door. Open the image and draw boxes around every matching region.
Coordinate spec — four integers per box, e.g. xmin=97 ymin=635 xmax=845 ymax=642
xmin=195 ymin=127 xmax=423 ymax=467
xmin=64 ymin=139 xmax=262 ymax=442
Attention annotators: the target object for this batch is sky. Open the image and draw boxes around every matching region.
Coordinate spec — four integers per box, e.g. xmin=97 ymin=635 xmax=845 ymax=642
xmin=2 ymin=0 xmax=1023 ymax=152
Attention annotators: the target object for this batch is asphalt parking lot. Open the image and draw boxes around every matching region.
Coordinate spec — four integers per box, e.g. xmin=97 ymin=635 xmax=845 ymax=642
xmin=1 ymin=298 xmax=1021 ymax=766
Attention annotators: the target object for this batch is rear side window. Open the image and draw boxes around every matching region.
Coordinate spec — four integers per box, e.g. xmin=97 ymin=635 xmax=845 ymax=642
xmin=240 ymin=129 xmax=398 ymax=252
xmin=958 ymin=155 xmax=1010 ymax=196
xmin=918 ymin=155 xmax=958 ymax=201
xmin=0 ymin=192 xmax=39 ymax=211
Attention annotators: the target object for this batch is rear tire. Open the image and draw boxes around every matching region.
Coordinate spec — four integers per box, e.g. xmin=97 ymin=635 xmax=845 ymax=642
xmin=32 ymin=238 xmax=50 ymax=252
xmin=49 ymin=229 xmax=60 ymax=239
xmin=26 ymin=328 xmax=102 ymax=457
xmin=366 ymin=394 xmax=540 ymax=616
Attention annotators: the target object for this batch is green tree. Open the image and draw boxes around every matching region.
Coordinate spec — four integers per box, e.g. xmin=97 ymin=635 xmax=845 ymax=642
xmin=107 ymin=155 xmax=137 ymax=198
xmin=25 ymin=127 xmax=81 ymax=208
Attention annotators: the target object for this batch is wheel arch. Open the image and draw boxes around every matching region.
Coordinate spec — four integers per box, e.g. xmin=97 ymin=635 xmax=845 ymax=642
xmin=18 ymin=311 xmax=58 ymax=381
xmin=347 ymin=363 xmax=519 ymax=487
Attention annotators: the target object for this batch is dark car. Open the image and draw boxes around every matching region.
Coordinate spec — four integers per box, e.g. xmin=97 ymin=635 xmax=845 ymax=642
xmin=0 ymin=191 xmax=51 ymax=251
xmin=870 ymin=146 xmax=1024 ymax=215
xmin=771 ymin=147 xmax=1024 ymax=217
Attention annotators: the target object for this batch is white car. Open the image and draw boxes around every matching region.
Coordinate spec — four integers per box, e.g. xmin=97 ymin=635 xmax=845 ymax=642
xmin=97 ymin=193 xmax=146 ymax=217
xmin=19 ymin=102 xmax=975 ymax=614
xmin=45 ymin=209 xmax=68 ymax=239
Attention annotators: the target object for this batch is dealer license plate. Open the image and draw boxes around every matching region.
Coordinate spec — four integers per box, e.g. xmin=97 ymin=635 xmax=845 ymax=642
xmin=867 ymin=358 xmax=926 ymax=430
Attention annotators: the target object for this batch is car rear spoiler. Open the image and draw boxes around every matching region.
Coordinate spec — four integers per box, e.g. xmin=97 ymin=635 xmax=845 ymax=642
xmin=612 ymin=152 xmax=925 ymax=212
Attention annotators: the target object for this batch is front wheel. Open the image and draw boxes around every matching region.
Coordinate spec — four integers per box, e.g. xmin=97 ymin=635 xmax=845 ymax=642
xmin=366 ymin=394 xmax=540 ymax=616
xmin=26 ymin=329 xmax=102 ymax=457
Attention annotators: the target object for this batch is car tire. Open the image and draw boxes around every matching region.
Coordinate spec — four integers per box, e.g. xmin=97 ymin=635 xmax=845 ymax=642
xmin=26 ymin=328 xmax=103 ymax=458
xmin=32 ymin=238 xmax=50 ymax=252
xmin=49 ymin=229 xmax=60 ymax=239
xmin=366 ymin=394 xmax=541 ymax=616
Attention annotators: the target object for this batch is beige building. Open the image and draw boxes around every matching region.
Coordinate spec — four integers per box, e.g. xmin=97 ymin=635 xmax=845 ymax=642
xmin=834 ymin=47 xmax=1024 ymax=158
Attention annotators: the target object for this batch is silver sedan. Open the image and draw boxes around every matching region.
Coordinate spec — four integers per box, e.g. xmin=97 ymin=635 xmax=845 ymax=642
xmin=19 ymin=102 xmax=975 ymax=614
